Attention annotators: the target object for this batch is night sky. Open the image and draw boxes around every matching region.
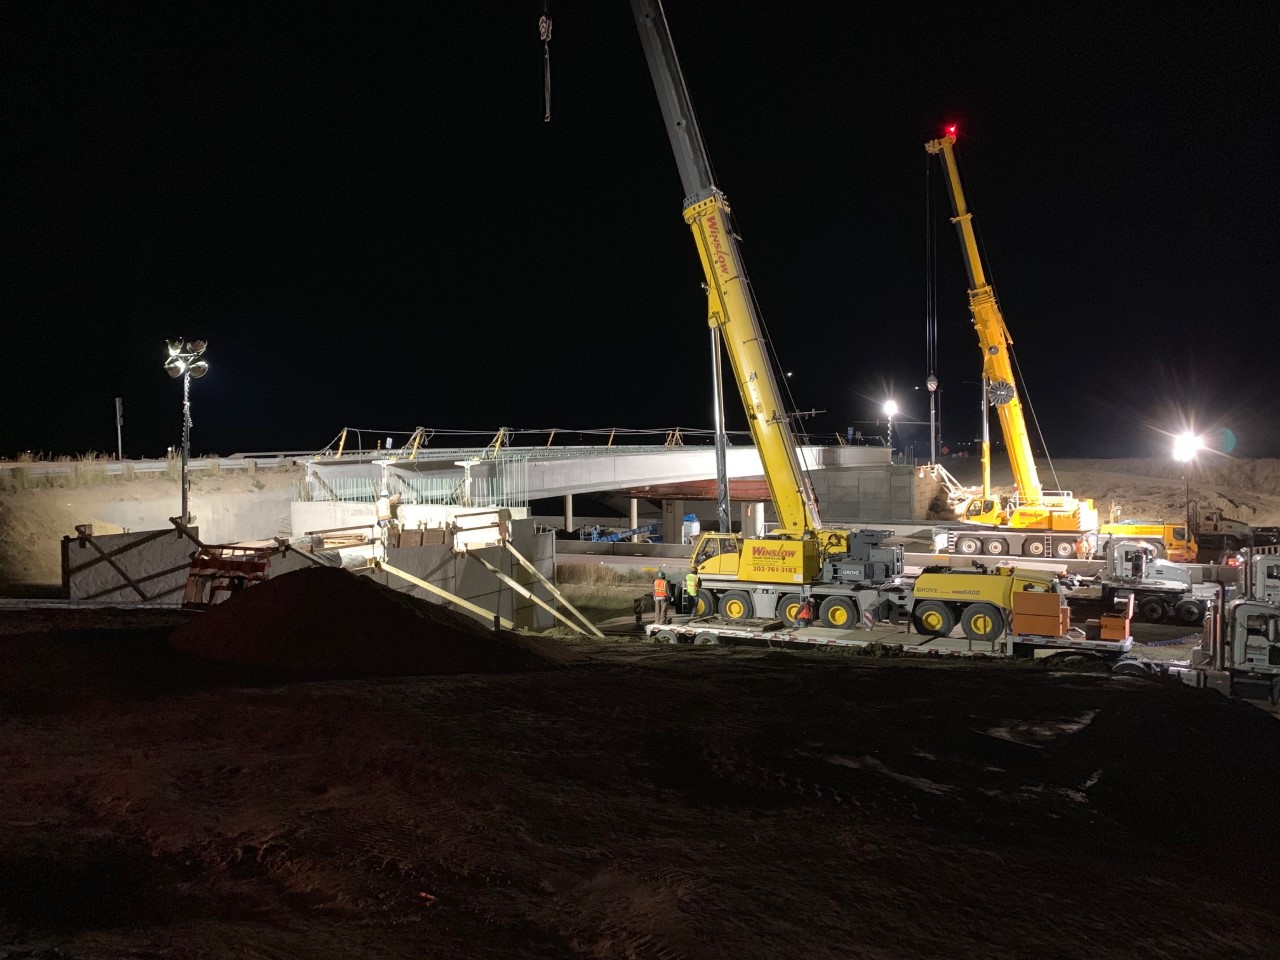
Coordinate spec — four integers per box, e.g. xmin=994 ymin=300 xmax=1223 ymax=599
xmin=6 ymin=2 xmax=1276 ymax=461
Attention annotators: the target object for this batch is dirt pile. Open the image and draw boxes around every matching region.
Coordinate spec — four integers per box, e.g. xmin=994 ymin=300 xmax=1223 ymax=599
xmin=168 ymin=566 xmax=577 ymax=679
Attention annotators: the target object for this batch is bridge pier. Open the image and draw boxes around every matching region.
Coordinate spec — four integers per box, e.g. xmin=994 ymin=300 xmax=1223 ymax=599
xmin=661 ymin=499 xmax=686 ymax=545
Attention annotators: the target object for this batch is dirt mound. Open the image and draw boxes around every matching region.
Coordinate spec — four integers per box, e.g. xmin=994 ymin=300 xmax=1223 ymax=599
xmin=168 ymin=566 xmax=577 ymax=679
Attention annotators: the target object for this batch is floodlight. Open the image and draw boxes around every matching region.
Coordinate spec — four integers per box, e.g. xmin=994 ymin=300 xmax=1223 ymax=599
xmin=883 ymin=399 xmax=898 ymax=418
xmin=1172 ymin=432 xmax=1202 ymax=462
xmin=164 ymin=339 xmax=210 ymax=525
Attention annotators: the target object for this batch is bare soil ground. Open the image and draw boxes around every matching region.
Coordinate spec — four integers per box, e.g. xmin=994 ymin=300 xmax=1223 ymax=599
xmin=2 ymin=571 xmax=1277 ymax=959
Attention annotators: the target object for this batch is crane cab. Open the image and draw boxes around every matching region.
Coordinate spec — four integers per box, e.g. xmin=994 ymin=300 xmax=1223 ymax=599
xmin=692 ymin=531 xmax=820 ymax=585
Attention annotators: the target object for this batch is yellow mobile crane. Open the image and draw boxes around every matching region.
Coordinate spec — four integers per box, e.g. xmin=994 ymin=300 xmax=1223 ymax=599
xmin=925 ymin=127 xmax=1098 ymax=560
xmin=630 ymin=1 xmax=902 ymax=627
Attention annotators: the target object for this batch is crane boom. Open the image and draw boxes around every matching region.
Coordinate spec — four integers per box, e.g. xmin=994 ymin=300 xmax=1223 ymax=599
xmin=630 ymin=0 xmax=824 ymax=542
xmin=925 ymin=130 xmax=1043 ymax=504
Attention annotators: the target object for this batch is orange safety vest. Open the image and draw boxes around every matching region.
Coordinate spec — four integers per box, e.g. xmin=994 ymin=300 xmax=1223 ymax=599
xmin=653 ymin=577 xmax=669 ymax=599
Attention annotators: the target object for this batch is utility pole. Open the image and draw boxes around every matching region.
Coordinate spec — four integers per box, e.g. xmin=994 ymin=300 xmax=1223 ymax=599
xmin=115 ymin=397 xmax=123 ymax=461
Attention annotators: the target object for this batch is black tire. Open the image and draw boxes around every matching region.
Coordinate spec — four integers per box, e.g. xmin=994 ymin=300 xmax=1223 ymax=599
xmin=912 ymin=600 xmax=956 ymax=637
xmin=693 ymin=632 xmax=721 ymax=646
xmin=984 ymin=538 xmax=1008 ymax=556
xmin=778 ymin=593 xmax=805 ymax=627
xmin=1025 ymin=539 xmax=1047 ymax=557
xmin=956 ymin=536 xmax=981 ymax=555
xmin=654 ymin=629 xmax=679 ymax=644
xmin=961 ymin=602 xmax=1006 ymax=643
xmin=1174 ymin=598 xmax=1205 ymax=624
xmin=819 ymin=596 xmax=858 ymax=629
xmin=718 ymin=590 xmax=753 ymax=621
xmin=1053 ymin=539 xmax=1076 ymax=559
xmin=691 ymin=589 xmax=716 ymax=618
xmin=1136 ymin=596 xmax=1167 ymax=623
xmin=1113 ymin=660 xmax=1152 ymax=678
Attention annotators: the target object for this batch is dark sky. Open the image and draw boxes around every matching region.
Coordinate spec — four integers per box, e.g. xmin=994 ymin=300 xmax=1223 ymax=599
xmin=5 ymin=2 xmax=1277 ymax=461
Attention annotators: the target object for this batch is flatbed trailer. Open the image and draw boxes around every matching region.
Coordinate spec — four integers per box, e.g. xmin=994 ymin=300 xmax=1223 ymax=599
xmin=645 ymin=617 xmax=1133 ymax=660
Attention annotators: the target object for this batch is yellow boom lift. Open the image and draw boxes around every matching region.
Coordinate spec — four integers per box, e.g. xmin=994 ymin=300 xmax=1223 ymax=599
xmin=926 ymin=127 xmax=1098 ymax=559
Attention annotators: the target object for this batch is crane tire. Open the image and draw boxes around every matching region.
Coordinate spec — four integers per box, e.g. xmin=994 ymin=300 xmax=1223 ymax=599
xmin=1025 ymin=539 xmax=1047 ymax=557
xmin=961 ymin=602 xmax=1005 ymax=643
xmin=912 ymin=600 xmax=956 ymax=637
xmin=819 ymin=596 xmax=858 ymax=629
xmin=1053 ymin=539 xmax=1076 ymax=559
xmin=1137 ymin=597 xmax=1167 ymax=623
xmin=984 ymin=539 xmax=1009 ymax=556
xmin=718 ymin=590 xmax=754 ymax=621
xmin=1174 ymin=598 xmax=1205 ymax=624
xmin=692 ymin=589 xmax=716 ymax=618
xmin=778 ymin=593 xmax=805 ymax=627
xmin=956 ymin=536 xmax=982 ymax=555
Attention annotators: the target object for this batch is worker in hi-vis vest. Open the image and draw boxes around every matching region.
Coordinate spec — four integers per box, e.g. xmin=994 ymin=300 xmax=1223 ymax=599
xmin=684 ymin=570 xmax=700 ymax=614
xmin=653 ymin=571 xmax=671 ymax=625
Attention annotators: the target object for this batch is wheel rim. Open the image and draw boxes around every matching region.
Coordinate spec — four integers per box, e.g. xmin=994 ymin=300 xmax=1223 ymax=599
xmin=1027 ymin=541 xmax=1046 ymax=556
xmin=970 ymin=612 xmax=996 ymax=635
xmin=827 ymin=604 xmax=850 ymax=627
xmin=1177 ymin=603 xmax=1203 ymax=624
xmin=920 ymin=609 xmax=945 ymax=632
xmin=780 ymin=596 xmax=803 ymax=624
xmin=724 ymin=598 xmax=746 ymax=619
xmin=958 ymin=538 xmax=979 ymax=554
xmin=987 ymin=540 xmax=1005 ymax=555
xmin=1055 ymin=541 xmax=1074 ymax=558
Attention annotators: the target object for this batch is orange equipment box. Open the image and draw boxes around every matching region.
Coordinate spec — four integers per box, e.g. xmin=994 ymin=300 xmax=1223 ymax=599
xmin=1011 ymin=590 xmax=1065 ymax=617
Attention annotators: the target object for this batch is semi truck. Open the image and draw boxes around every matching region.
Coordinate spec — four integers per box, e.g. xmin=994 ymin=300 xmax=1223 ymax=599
xmin=1066 ymin=540 xmax=1215 ymax=625
xmin=1189 ymin=504 xmax=1280 ymax=556
xmin=1114 ymin=552 xmax=1280 ymax=706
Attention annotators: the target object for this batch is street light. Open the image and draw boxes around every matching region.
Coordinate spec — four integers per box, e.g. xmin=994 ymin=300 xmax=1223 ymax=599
xmin=165 ymin=339 xmax=209 ymax=526
xmin=1173 ymin=431 xmax=1202 ymax=532
xmin=883 ymin=399 xmax=898 ymax=454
